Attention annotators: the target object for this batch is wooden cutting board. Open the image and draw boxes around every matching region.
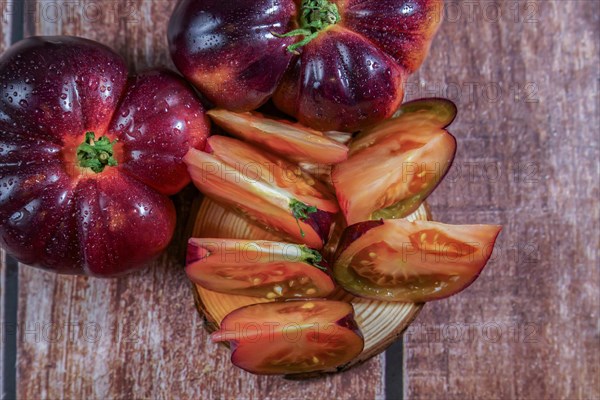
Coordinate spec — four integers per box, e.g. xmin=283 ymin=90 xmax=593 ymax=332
xmin=191 ymin=198 xmax=429 ymax=376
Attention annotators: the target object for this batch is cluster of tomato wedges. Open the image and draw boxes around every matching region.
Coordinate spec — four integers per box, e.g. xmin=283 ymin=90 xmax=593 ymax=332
xmin=183 ymin=98 xmax=502 ymax=375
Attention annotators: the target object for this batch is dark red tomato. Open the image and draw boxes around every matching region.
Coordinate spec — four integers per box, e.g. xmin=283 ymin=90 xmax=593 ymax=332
xmin=168 ymin=0 xmax=443 ymax=131
xmin=185 ymin=136 xmax=338 ymax=249
xmin=211 ymin=300 xmax=364 ymax=375
xmin=207 ymin=109 xmax=348 ymax=164
xmin=332 ymin=98 xmax=457 ymax=225
xmin=0 ymin=36 xmax=210 ymax=276
xmin=334 ymin=219 xmax=502 ymax=302
xmin=186 ymin=238 xmax=335 ymax=298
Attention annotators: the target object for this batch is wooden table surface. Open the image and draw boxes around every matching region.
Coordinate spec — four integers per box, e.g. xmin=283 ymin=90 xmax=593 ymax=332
xmin=1 ymin=1 xmax=598 ymax=399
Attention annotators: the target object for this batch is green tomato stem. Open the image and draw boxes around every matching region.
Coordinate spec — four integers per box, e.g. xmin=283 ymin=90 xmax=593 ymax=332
xmin=290 ymin=199 xmax=318 ymax=238
xmin=76 ymin=132 xmax=118 ymax=173
xmin=274 ymin=0 xmax=341 ymax=54
xmin=300 ymin=246 xmax=327 ymax=272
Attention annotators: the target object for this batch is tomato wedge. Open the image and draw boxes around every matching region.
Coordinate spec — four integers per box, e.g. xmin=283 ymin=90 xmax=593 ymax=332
xmin=184 ymin=136 xmax=338 ymax=249
xmin=211 ymin=300 xmax=364 ymax=375
xmin=332 ymin=99 xmax=457 ymax=225
xmin=207 ymin=109 xmax=349 ymax=164
xmin=333 ymin=219 xmax=501 ymax=302
xmin=186 ymin=239 xmax=335 ymax=299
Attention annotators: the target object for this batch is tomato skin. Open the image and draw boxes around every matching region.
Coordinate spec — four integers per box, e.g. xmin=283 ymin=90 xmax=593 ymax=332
xmin=169 ymin=0 xmax=443 ymax=131
xmin=110 ymin=70 xmax=210 ymax=195
xmin=168 ymin=0 xmax=297 ymax=111
xmin=340 ymin=0 xmax=443 ymax=73
xmin=0 ymin=37 xmax=209 ymax=276
xmin=335 ymin=220 xmax=385 ymax=257
xmin=211 ymin=300 xmax=364 ymax=375
xmin=273 ymin=26 xmax=406 ymax=132
xmin=334 ymin=219 xmax=502 ymax=302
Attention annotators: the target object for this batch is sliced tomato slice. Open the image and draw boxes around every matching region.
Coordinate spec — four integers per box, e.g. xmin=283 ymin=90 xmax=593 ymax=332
xmin=332 ymin=98 xmax=457 ymax=225
xmin=186 ymin=239 xmax=335 ymax=299
xmin=211 ymin=300 xmax=364 ymax=375
xmin=208 ymin=136 xmax=338 ymax=213
xmin=184 ymin=137 xmax=338 ymax=249
xmin=350 ymin=98 xmax=457 ymax=152
xmin=334 ymin=219 xmax=501 ymax=302
xmin=207 ymin=109 xmax=349 ymax=164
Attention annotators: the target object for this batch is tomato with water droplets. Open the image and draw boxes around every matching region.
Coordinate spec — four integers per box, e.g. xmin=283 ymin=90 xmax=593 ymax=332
xmin=0 ymin=36 xmax=210 ymax=276
xmin=169 ymin=0 xmax=443 ymax=131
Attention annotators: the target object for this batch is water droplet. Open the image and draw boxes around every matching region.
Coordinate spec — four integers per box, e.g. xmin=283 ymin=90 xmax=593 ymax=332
xmin=10 ymin=211 xmax=23 ymax=223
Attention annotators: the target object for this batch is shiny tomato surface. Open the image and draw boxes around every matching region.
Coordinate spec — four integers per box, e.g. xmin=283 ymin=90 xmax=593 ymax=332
xmin=0 ymin=36 xmax=210 ymax=276
xmin=169 ymin=0 xmax=443 ymax=131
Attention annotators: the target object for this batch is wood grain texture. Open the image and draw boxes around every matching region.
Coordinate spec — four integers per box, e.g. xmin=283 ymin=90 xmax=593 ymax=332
xmin=14 ymin=1 xmax=385 ymax=399
xmin=402 ymin=1 xmax=599 ymax=399
xmin=6 ymin=0 xmax=598 ymax=399
xmin=192 ymin=198 xmax=428 ymax=375
xmin=1 ymin=10 xmax=12 ymax=399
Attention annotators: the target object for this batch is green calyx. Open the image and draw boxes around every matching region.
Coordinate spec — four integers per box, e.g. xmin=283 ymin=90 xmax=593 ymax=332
xmin=76 ymin=132 xmax=118 ymax=173
xmin=300 ymin=246 xmax=327 ymax=272
xmin=275 ymin=0 xmax=341 ymax=54
xmin=290 ymin=199 xmax=318 ymax=238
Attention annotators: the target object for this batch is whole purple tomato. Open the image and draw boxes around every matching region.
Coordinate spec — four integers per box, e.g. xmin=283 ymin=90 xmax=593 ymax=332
xmin=168 ymin=0 xmax=442 ymax=131
xmin=0 ymin=36 xmax=210 ymax=277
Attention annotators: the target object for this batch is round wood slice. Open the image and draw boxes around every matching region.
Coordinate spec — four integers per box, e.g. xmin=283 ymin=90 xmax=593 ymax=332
xmin=191 ymin=198 xmax=431 ymax=376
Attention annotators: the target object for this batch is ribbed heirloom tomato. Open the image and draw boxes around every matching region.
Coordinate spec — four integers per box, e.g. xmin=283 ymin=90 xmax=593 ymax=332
xmin=0 ymin=37 xmax=210 ymax=276
xmin=168 ymin=0 xmax=443 ymax=131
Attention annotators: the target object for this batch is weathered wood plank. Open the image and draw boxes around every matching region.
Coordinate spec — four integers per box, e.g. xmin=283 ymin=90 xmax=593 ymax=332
xmin=1 ymin=7 xmax=13 ymax=398
xmin=402 ymin=1 xmax=599 ymax=399
xmin=15 ymin=1 xmax=386 ymax=399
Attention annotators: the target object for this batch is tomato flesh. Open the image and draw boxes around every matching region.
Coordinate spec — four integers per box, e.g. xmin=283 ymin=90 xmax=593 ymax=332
xmin=186 ymin=239 xmax=335 ymax=299
xmin=334 ymin=219 xmax=501 ymax=302
xmin=211 ymin=300 xmax=364 ymax=375
xmin=185 ymin=136 xmax=339 ymax=249
xmin=332 ymin=99 xmax=457 ymax=225
xmin=207 ymin=109 xmax=349 ymax=165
